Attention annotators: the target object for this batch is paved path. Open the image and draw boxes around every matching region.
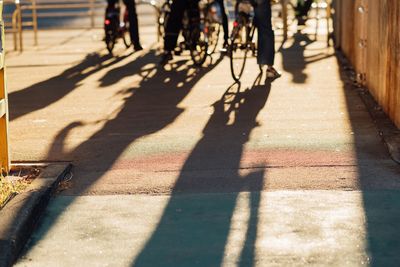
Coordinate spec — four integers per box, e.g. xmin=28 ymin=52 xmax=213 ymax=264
xmin=6 ymin=26 xmax=400 ymax=266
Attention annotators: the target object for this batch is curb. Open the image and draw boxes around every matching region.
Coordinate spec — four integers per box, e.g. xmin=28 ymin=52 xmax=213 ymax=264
xmin=0 ymin=163 xmax=72 ymax=267
xmin=337 ymin=52 xmax=400 ymax=165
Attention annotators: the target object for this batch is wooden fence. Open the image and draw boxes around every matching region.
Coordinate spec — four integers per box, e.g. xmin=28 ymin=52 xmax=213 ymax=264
xmin=334 ymin=0 xmax=400 ymax=128
xmin=0 ymin=0 xmax=10 ymax=174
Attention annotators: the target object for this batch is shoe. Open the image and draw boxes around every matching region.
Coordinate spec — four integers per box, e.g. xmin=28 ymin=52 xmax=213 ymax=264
xmin=266 ymin=67 xmax=281 ymax=80
xmin=160 ymin=51 xmax=173 ymax=65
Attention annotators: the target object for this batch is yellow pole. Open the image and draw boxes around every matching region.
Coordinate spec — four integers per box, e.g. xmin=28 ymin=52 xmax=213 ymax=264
xmin=0 ymin=0 xmax=10 ymax=174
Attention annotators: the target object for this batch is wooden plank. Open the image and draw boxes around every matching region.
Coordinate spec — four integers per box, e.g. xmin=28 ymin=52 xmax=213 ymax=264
xmin=389 ymin=0 xmax=400 ymax=127
xmin=337 ymin=0 xmax=400 ymax=128
xmin=364 ymin=0 xmax=400 ymax=128
xmin=339 ymin=0 xmax=355 ymax=65
xmin=353 ymin=0 xmax=367 ymax=84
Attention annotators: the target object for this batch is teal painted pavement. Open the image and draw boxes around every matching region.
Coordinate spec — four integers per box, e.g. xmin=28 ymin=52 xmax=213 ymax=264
xmin=16 ymin=191 xmax=400 ymax=266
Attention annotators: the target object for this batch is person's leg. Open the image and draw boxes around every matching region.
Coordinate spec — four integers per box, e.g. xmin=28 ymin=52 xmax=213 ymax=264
xmin=106 ymin=0 xmax=118 ymax=13
xmin=216 ymin=0 xmax=229 ymax=43
xmin=107 ymin=0 xmax=117 ymax=7
xmin=164 ymin=0 xmax=187 ymax=52
xmin=187 ymin=0 xmax=200 ymax=32
xmin=254 ymin=0 xmax=274 ymax=66
xmin=123 ymin=0 xmax=142 ymax=50
xmin=254 ymin=0 xmax=280 ymax=78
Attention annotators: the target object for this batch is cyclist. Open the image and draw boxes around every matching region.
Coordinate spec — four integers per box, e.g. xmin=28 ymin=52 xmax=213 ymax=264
xmin=160 ymin=0 xmax=200 ymax=65
xmin=107 ymin=0 xmax=143 ymax=51
xmin=253 ymin=0 xmax=281 ymax=79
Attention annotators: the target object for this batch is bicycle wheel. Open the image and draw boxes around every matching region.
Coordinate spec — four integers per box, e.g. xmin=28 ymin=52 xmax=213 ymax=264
xmin=105 ymin=31 xmax=116 ymax=54
xmin=190 ymin=22 xmax=209 ymax=66
xmin=229 ymin=22 xmax=249 ymax=81
xmin=205 ymin=4 xmax=221 ymax=55
xmin=122 ymin=31 xmax=131 ymax=48
xmin=122 ymin=11 xmax=131 ymax=48
xmin=158 ymin=1 xmax=171 ymax=40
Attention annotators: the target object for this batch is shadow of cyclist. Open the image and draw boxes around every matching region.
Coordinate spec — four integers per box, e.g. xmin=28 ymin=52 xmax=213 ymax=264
xmin=9 ymin=52 xmax=131 ymax=121
xmin=132 ymin=74 xmax=273 ymax=267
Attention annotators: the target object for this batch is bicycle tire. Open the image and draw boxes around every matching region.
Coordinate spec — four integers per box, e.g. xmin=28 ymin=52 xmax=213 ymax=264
xmin=105 ymin=32 xmax=116 ymax=54
xmin=229 ymin=23 xmax=249 ymax=81
xmin=205 ymin=4 xmax=221 ymax=55
xmin=190 ymin=21 xmax=209 ymax=66
xmin=122 ymin=23 xmax=131 ymax=48
xmin=158 ymin=2 xmax=171 ymax=40
xmin=122 ymin=33 xmax=131 ymax=48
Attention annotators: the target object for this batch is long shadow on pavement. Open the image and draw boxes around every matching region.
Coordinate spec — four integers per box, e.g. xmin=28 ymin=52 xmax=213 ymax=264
xmin=19 ymin=51 xmax=225 ymax=254
xmin=8 ymin=51 xmax=130 ymax=121
xmin=337 ymin=55 xmax=400 ymax=266
xmin=132 ymin=75 xmax=272 ymax=267
xmin=280 ymin=30 xmax=333 ymax=84
xmin=279 ymin=29 xmax=400 ymax=264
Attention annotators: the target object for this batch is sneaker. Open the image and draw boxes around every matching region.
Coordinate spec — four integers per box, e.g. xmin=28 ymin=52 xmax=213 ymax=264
xmin=266 ymin=67 xmax=282 ymax=80
xmin=160 ymin=51 xmax=173 ymax=65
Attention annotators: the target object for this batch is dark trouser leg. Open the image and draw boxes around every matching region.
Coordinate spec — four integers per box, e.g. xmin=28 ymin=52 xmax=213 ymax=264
xmin=107 ymin=0 xmax=117 ymax=7
xmin=123 ymin=0 xmax=141 ymax=46
xmin=187 ymin=0 xmax=200 ymax=30
xmin=296 ymin=0 xmax=313 ymax=18
xmin=164 ymin=0 xmax=187 ymax=52
xmin=216 ymin=0 xmax=229 ymax=41
xmin=254 ymin=0 xmax=275 ymax=66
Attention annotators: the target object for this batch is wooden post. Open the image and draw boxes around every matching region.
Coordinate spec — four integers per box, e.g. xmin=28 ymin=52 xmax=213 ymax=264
xmin=281 ymin=0 xmax=288 ymax=40
xmin=0 ymin=0 xmax=10 ymax=174
xmin=17 ymin=2 xmax=23 ymax=52
xmin=90 ymin=0 xmax=95 ymax=28
xmin=354 ymin=0 xmax=367 ymax=85
xmin=32 ymin=0 xmax=38 ymax=46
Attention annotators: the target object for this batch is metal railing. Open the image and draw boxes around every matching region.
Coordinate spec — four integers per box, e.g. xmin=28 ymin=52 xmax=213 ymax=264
xmin=0 ymin=0 xmax=10 ymax=174
xmin=2 ymin=0 xmax=37 ymax=51
xmin=4 ymin=0 xmax=159 ymax=52
xmin=3 ymin=0 xmax=331 ymax=52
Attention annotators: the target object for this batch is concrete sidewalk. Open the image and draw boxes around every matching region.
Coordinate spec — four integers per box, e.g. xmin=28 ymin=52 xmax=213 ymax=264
xmin=6 ymin=26 xmax=400 ymax=266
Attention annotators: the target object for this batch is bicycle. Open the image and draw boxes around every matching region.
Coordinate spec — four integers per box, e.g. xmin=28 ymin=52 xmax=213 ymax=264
xmin=104 ymin=0 xmax=131 ymax=54
xmin=228 ymin=0 xmax=257 ymax=81
xmin=202 ymin=0 xmax=222 ymax=55
xmin=157 ymin=0 xmax=209 ymax=66
xmin=157 ymin=0 xmax=172 ymax=40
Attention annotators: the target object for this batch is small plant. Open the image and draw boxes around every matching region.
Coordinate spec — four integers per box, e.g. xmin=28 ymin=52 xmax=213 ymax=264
xmin=0 ymin=167 xmax=38 ymax=210
xmin=0 ymin=168 xmax=16 ymax=209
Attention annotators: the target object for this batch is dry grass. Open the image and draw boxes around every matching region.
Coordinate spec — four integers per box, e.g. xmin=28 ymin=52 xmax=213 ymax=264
xmin=0 ymin=167 xmax=40 ymax=210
